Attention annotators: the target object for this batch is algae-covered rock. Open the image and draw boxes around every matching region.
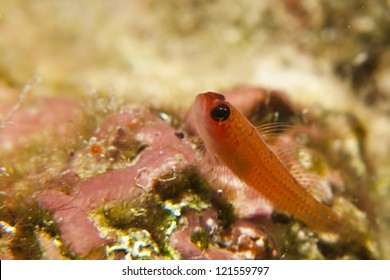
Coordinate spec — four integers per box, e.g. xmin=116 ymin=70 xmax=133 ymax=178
xmin=1 ymin=0 xmax=389 ymax=259
xmin=0 ymin=87 xmax=381 ymax=259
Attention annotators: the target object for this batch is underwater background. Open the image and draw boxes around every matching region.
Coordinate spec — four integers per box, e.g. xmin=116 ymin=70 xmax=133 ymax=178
xmin=1 ymin=0 xmax=390 ymax=259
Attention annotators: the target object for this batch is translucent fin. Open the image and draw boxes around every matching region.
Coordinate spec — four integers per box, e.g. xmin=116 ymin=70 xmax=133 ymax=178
xmin=202 ymin=145 xmax=221 ymax=168
xmin=269 ymin=139 xmax=298 ymax=169
xmin=196 ymin=139 xmax=207 ymax=156
xmin=270 ymin=137 xmax=333 ymax=204
xmin=207 ymin=162 xmax=274 ymax=218
xmin=205 ymin=161 xmax=232 ymax=183
xmin=290 ymin=167 xmax=333 ymax=204
xmin=257 ymin=122 xmax=292 ymax=133
xmin=256 ymin=122 xmax=292 ymax=143
xmin=191 ymin=136 xmax=218 ymax=184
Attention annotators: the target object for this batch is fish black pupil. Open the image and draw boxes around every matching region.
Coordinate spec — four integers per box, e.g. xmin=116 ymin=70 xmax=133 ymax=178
xmin=210 ymin=104 xmax=230 ymax=122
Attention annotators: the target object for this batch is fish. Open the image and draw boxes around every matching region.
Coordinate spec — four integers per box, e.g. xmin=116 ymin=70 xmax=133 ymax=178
xmin=192 ymin=92 xmax=342 ymax=234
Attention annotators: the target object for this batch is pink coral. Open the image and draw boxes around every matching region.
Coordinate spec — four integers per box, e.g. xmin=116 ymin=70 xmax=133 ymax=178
xmin=36 ymin=107 xmax=195 ymax=257
xmin=0 ymin=97 xmax=83 ymax=150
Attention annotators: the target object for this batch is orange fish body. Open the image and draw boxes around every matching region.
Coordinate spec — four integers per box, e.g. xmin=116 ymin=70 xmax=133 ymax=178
xmin=192 ymin=92 xmax=341 ymax=233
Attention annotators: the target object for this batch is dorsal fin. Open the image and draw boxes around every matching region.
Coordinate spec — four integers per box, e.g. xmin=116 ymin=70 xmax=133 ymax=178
xmin=290 ymin=166 xmax=333 ymax=204
xmin=269 ymin=135 xmax=333 ymax=204
xmin=256 ymin=122 xmax=292 ymax=144
xmin=268 ymin=137 xmax=297 ymax=169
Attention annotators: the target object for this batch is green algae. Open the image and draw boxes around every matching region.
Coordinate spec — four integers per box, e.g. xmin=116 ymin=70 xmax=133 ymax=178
xmin=190 ymin=227 xmax=210 ymax=250
xmin=0 ymin=199 xmax=61 ymax=259
xmin=276 ymin=215 xmax=377 ymax=260
xmin=213 ymin=196 xmax=235 ymax=229
xmin=97 ymin=197 xmax=175 ymax=256
xmin=154 ymin=167 xmax=200 ymax=202
xmin=154 ymin=167 xmax=236 ymax=228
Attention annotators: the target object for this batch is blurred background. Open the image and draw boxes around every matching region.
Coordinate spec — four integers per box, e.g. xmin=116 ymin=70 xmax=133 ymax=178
xmin=1 ymin=0 xmax=390 ymax=258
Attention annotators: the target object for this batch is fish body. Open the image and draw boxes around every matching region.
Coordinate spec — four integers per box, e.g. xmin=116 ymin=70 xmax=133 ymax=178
xmin=192 ymin=92 xmax=341 ymax=233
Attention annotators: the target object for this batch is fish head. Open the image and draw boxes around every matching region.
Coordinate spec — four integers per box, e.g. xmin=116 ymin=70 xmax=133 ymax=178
xmin=192 ymin=92 xmax=240 ymax=155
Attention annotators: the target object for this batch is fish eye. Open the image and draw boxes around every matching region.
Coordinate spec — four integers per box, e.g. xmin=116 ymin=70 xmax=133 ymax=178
xmin=210 ymin=103 xmax=230 ymax=122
